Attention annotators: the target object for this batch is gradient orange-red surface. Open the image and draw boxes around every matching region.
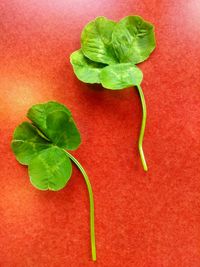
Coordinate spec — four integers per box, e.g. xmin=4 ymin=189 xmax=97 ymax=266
xmin=1 ymin=1 xmax=200 ymax=266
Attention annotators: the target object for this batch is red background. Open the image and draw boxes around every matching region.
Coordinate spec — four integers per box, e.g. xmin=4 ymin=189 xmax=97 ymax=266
xmin=0 ymin=1 xmax=200 ymax=266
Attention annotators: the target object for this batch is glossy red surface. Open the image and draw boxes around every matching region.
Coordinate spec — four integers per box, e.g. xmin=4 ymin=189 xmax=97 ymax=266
xmin=1 ymin=1 xmax=200 ymax=266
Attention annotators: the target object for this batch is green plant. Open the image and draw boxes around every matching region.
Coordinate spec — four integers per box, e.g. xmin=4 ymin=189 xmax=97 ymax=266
xmin=70 ymin=15 xmax=156 ymax=171
xmin=11 ymin=101 xmax=96 ymax=261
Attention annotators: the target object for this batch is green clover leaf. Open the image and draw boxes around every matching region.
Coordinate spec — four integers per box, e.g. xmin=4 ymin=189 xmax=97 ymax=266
xmin=112 ymin=15 xmax=156 ymax=64
xmin=11 ymin=101 xmax=96 ymax=261
xmin=99 ymin=63 xmax=143 ymax=89
xmin=11 ymin=122 xmax=51 ymax=165
xmin=12 ymin=101 xmax=81 ymax=190
xmin=27 ymin=101 xmax=81 ymax=150
xmin=81 ymin=16 xmax=118 ymax=64
xmin=29 ymin=146 xmax=72 ymax=191
xmin=70 ymin=15 xmax=156 ymax=171
xmin=70 ymin=49 xmax=106 ymax=84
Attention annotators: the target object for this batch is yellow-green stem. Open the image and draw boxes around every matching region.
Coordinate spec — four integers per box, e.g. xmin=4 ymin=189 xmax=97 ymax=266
xmin=136 ymin=85 xmax=148 ymax=171
xmin=65 ymin=150 xmax=97 ymax=261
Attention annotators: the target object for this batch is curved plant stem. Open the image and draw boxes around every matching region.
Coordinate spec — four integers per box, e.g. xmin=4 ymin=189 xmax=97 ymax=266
xmin=136 ymin=85 xmax=148 ymax=171
xmin=64 ymin=150 xmax=97 ymax=261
